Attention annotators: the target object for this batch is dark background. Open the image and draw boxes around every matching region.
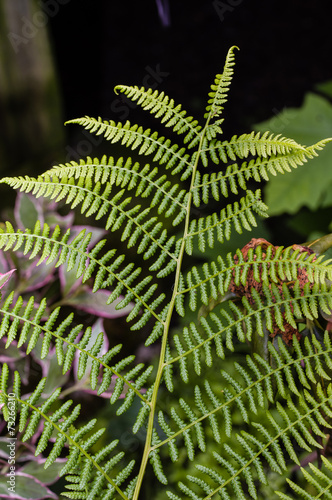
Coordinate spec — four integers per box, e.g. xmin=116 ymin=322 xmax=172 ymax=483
xmin=2 ymin=0 xmax=332 ymax=244
xmin=2 ymin=0 xmax=332 ymax=171
xmin=47 ymin=0 xmax=332 ymax=139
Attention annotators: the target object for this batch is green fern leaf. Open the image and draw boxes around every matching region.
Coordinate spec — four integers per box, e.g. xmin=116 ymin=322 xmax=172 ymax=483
xmin=205 ymin=45 xmax=239 ymax=119
xmin=112 ymin=87 xmax=202 ymax=145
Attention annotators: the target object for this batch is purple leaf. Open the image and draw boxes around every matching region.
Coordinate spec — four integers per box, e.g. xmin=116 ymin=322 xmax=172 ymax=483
xmin=0 ymin=253 xmax=16 ymax=298
xmin=14 ymin=257 xmax=55 ymax=293
xmin=0 ymin=440 xmax=36 ymax=462
xmin=20 ymin=459 xmax=66 ymax=485
xmin=61 ymin=286 xmax=133 ymax=318
xmin=29 ymin=344 xmax=69 ymax=398
xmin=14 ymin=192 xmax=75 ymax=232
xmin=0 ymin=252 xmax=13 ymax=275
xmin=14 ymin=193 xmax=44 ymax=231
xmin=156 ymin=0 xmax=171 ymax=26
xmin=59 ymin=225 xmax=107 ymax=296
xmin=0 ymin=339 xmax=30 ymax=385
xmin=0 ymin=472 xmax=58 ymax=499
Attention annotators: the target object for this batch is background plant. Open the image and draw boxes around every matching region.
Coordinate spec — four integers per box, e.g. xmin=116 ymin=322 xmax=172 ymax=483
xmin=253 ymin=83 xmax=332 ymax=256
xmin=1 ymin=46 xmax=332 ymax=499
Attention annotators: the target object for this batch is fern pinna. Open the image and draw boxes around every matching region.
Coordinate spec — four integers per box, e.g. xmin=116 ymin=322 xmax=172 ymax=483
xmin=1 ymin=46 xmax=332 ymax=499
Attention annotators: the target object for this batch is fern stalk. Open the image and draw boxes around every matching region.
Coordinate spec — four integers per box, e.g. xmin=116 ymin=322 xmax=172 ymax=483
xmin=132 ymin=92 xmax=215 ymax=500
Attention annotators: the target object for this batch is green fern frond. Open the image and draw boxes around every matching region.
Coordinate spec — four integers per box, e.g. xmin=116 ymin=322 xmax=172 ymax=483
xmin=276 ymin=455 xmax=332 ymax=500
xmin=1 ymin=370 xmax=134 ymax=500
xmin=0 ymin=295 xmax=152 ymax=406
xmin=65 ymin=116 xmax=194 ymax=179
xmin=206 ymin=131 xmax=305 ymax=162
xmin=185 ymin=189 xmax=268 ymax=255
xmin=204 ymin=45 xmax=239 ymax=120
xmin=192 ymin=137 xmax=332 ymax=204
xmin=0 ymin=222 xmax=169 ymax=330
xmin=161 ymin=332 xmax=332 ymax=464
xmin=44 ymin=154 xmax=188 ymax=208
xmin=0 ymin=173 xmax=184 ymax=271
xmin=63 ymin=456 xmax=136 ymax=499
xmin=163 ymin=372 xmax=332 ymax=499
xmin=113 ymin=86 xmax=202 ymax=146
xmin=171 ymin=280 xmax=332 ymax=371
xmin=180 ymin=243 xmax=332 ymax=315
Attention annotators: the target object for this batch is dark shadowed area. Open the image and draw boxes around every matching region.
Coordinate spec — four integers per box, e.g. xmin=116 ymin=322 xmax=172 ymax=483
xmin=2 ymin=0 xmax=332 ymax=175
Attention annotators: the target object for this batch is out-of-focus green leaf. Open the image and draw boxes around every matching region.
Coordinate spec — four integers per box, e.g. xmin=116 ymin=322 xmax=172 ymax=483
xmin=316 ymin=79 xmax=332 ymax=99
xmin=287 ymin=207 xmax=332 ymax=237
xmin=14 ymin=192 xmax=42 ymax=230
xmin=254 ymin=93 xmax=332 ymax=215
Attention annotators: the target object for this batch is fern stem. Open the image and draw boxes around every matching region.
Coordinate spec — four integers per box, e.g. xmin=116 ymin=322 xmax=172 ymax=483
xmin=132 ymin=115 xmax=213 ymax=499
xmin=306 ymin=232 xmax=332 ymax=255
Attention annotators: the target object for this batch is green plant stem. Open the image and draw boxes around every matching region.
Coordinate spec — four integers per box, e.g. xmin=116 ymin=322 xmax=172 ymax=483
xmin=306 ymin=232 xmax=332 ymax=255
xmin=132 ymin=116 xmax=212 ymax=500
